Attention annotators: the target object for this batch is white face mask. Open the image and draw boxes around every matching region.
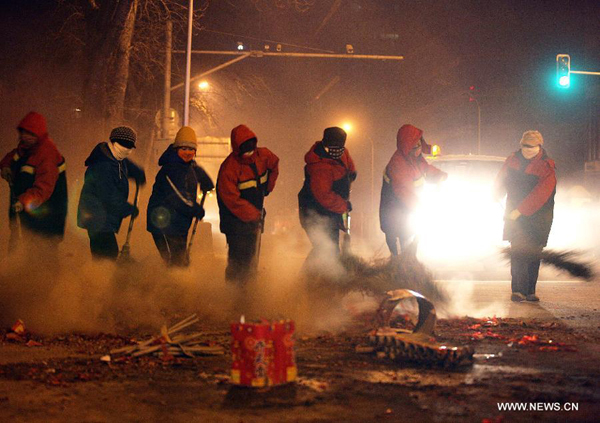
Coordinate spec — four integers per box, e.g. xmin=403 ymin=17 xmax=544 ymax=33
xmin=108 ymin=141 xmax=133 ymax=161
xmin=521 ymin=145 xmax=540 ymax=160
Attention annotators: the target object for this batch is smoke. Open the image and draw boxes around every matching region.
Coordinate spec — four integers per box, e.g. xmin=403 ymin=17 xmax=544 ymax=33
xmin=0 ymin=220 xmax=372 ymax=335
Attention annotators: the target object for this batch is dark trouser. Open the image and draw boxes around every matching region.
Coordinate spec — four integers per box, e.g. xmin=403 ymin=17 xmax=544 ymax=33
xmin=384 ymin=232 xmax=414 ymax=256
xmin=225 ymin=232 xmax=259 ymax=284
xmin=88 ymin=231 xmax=119 ymax=261
xmin=510 ymin=237 xmax=543 ymax=295
xmin=300 ymin=211 xmax=341 ymax=258
xmin=152 ymin=232 xmax=188 ymax=267
xmin=382 ymin=210 xmax=415 ymax=256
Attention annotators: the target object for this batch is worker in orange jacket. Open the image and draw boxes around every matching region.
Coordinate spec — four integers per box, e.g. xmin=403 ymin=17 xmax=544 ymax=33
xmin=217 ymin=124 xmax=279 ymax=283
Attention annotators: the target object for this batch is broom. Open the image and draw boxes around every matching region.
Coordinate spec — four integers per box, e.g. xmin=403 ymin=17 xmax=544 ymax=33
xmin=337 ymin=251 xmax=448 ymax=306
xmin=502 ymin=246 xmax=595 ymax=281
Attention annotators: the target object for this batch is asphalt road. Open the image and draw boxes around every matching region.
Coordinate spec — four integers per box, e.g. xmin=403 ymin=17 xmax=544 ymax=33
xmin=444 ymin=279 xmax=600 ymax=330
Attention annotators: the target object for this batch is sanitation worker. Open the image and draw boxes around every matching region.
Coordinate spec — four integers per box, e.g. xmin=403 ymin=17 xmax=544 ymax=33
xmin=217 ymin=124 xmax=279 ymax=283
xmin=298 ymin=126 xmax=356 ymax=261
xmin=379 ymin=124 xmax=447 ymax=256
xmin=494 ymin=130 xmax=556 ymax=302
xmin=147 ymin=126 xmax=214 ymax=267
xmin=77 ymin=126 xmax=145 ymax=260
xmin=0 ymin=111 xmax=67 ymax=252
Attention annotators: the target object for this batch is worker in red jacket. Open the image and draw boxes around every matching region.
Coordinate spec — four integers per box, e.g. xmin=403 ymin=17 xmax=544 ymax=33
xmin=0 ymin=111 xmax=67 ymax=252
xmin=298 ymin=127 xmax=356 ymax=260
xmin=494 ymin=130 xmax=556 ymax=302
xmin=379 ymin=124 xmax=446 ymax=256
xmin=217 ymin=124 xmax=279 ymax=283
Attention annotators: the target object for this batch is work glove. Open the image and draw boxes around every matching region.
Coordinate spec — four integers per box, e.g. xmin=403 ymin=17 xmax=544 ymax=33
xmin=507 ymin=209 xmax=521 ymax=221
xmin=11 ymin=201 xmax=24 ymax=213
xmin=1 ymin=167 xmax=12 ymax=182
xmin=192 ymin=203 xmax=205 ymax=220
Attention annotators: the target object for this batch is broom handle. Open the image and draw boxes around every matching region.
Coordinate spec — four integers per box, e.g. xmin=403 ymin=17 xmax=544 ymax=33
xmin=123 ymin=181 xmax=140 ymax=247
xmin=8 ymin=179 xmax=22 ymax=240
xmin=187 ymin=190 xmax=208 ymax=253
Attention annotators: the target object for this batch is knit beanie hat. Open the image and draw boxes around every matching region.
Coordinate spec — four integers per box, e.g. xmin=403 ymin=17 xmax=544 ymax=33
xmin=520 ymin=130 xmax=543 ymax=147
xmin=322 ymin=127 xmax=347 ymax=148
xmin=173 ymin=126 xmax=198 ymax=149
xmin=110 ymin=126 xmax=137 ymax=148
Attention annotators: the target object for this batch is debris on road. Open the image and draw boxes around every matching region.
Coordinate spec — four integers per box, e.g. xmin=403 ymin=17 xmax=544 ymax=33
xmin=107 ymin=314 xmax=225 ymax=360
xmin=363 ymin=289 xmax=474 ymax=367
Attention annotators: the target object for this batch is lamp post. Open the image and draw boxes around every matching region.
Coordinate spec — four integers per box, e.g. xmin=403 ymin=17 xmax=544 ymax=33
xmin=474 ymin=98 xmax=481 ymax=155
xmin=183 ymin=0 xmax=194 ymax=125
xmin=468 ymin=86 xmax=481 ymax=155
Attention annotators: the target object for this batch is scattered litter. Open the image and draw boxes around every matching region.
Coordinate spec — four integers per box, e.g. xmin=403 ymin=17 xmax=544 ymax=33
xmin=25 ymin=340 xmax=43 ymax=347
xmin=108 ymin=314 xmax=225 ymax=360
xmin=508 ymin=335 xmax=578 ymax=352
xmin=11 ymin=319 xmax=26 ymax=335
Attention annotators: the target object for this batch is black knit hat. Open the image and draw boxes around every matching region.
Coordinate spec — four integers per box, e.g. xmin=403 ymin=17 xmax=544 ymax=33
xmin=109 ymin=126 xmax=137 ymax=148
xmin=322 ymin=127 xmax=347 ymax=148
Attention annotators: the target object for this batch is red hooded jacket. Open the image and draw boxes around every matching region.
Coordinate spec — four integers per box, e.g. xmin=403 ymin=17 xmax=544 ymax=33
xmin=494 ymin=148 xmax=556 ymax=245
xmin=217 ymin=125 xmax=279 ymax=234
xmin=298 ymin=141 xmax=356 ymax=216
xmin=0 ymin=112 xmax=66 ymax=210
xmin=0 ymin=112 xmax=67 ymax=237
xmin=379 ymin=124 xmax=446 ymax=234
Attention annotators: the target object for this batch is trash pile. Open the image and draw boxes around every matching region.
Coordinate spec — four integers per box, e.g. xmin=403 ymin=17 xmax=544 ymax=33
xmin=358 ymin=289 xmax=474 ymax=367
xmin=105 ymin=314 xmax=224 ymax=361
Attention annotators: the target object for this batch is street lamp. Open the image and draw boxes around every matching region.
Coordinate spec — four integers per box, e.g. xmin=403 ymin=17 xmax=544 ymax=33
xmin=198 ymin=80 xmax=209 ymax=91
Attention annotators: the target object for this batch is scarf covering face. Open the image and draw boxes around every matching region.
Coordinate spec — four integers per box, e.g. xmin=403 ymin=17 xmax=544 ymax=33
xmin=177 ymin=148 xmax=196 ymax=162
xmin=325 ymin=146 xmax=345 ymax=159
xmin=521 ymin=145 xmax=540 ymax=160
xmin=108 ymin=141 xmax=133 ymax=161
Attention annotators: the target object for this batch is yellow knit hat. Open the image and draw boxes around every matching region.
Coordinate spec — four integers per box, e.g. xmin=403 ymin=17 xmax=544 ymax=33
xmin=173 ymin=126 xmax=198 ymax=149
xmin=520 ymin=130 xmax=543 ymax=147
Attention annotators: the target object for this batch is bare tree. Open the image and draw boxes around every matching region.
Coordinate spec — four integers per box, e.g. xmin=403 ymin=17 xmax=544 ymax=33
xmin=56 ymin=0 xmax=207 ymax=138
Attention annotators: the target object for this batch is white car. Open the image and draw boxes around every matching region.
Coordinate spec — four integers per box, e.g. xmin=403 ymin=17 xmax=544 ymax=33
xmin=413 ymin=153 xmax=597 ymax=279
xmin=413 ymin=154 xmax=507 ymax=277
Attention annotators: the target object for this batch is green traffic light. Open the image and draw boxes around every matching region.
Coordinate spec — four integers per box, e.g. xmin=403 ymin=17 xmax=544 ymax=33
xmin=559 ymin=75 xmax=570 ymax=88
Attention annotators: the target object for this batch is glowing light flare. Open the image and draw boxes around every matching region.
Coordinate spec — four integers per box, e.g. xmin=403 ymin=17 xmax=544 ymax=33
xmin=198 ymin=80 xmax=209 ymax=91
xmin=559 ymin=75 xmax=570 ymax=87
xmin=412 ymin=178 xmax=505 ymax=263
xmin=341 ymin=122 xmax=353 ymax=134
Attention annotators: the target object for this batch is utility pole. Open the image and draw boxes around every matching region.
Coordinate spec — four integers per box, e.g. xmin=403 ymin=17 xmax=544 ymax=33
xmin=183 ymin=0 xmax=193 ymax=125
xmin=162 ymin=20 xmax=172 ymax=138
xmin=468 ymin=86 xmax=481 ymax=154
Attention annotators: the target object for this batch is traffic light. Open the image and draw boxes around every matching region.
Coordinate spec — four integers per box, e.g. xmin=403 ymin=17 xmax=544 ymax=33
xmin=468 ymin=85 xmax=477 ymax=102
xmin=556 ymin=54 xmax=570 ymax=88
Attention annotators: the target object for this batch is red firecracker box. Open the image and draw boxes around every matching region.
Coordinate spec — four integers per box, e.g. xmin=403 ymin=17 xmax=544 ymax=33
xmin=230 ymin=319 xmax=296 ymax=387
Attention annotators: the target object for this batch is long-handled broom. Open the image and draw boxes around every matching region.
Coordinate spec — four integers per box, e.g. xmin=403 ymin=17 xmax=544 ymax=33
xmin=185 ymin=190 xmax=208 ymax=265
xmin=118 ymin=181 xmax=140 ymax=263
